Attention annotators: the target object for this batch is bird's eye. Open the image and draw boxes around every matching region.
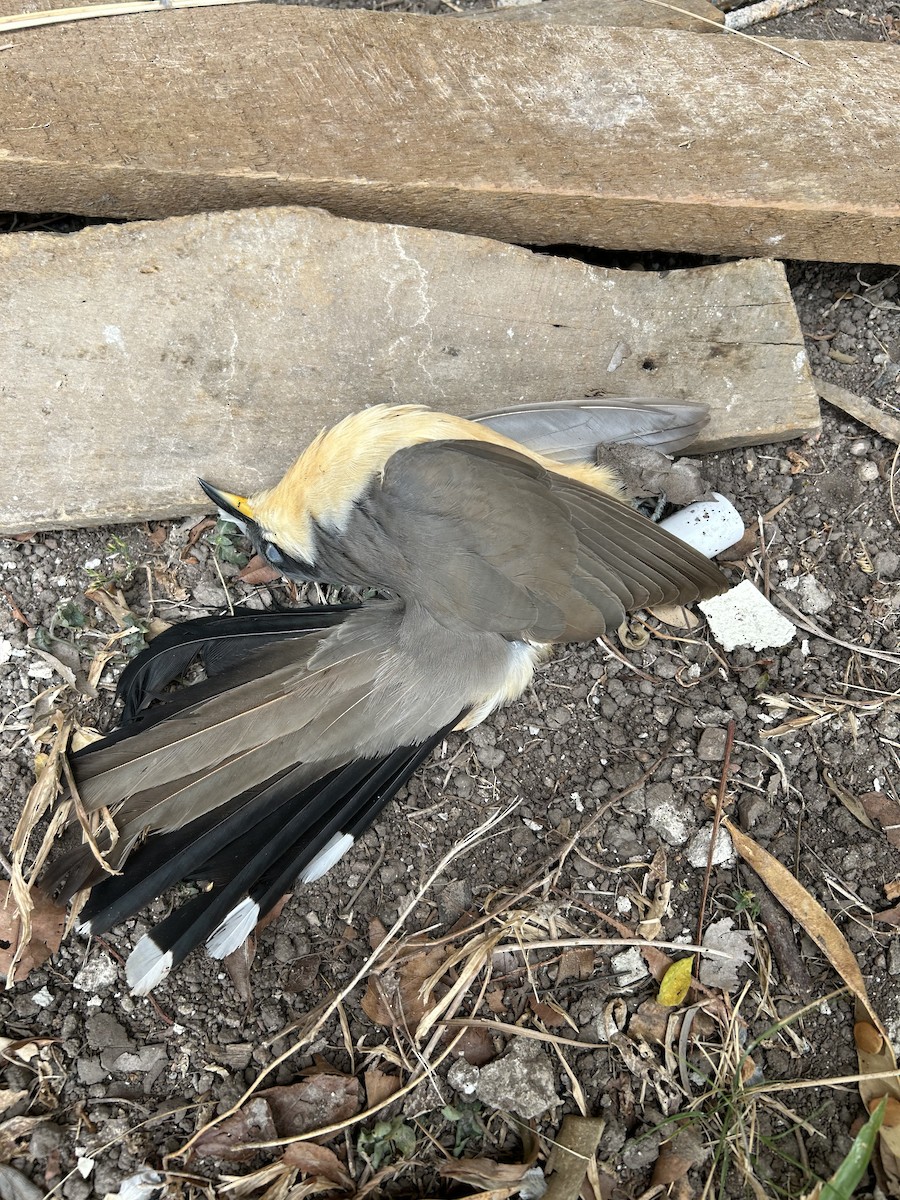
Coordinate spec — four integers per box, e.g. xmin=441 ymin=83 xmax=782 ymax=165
xmin=265 ymin=543 xmax=284 ymax=565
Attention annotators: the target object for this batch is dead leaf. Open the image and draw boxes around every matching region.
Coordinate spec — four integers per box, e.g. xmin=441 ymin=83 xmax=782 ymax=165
xmin=529 ymin=998 xmax=576 ymax=1030
xmin=261 ymin=1076 xmax=361 ymax=1138
xmin=191 ymin=1098 xmax=278 ymax=1163
xmin=283 ymin=1141 xmax=352 ymax=1189
xmin=873 ymin=903 xmax=900 ymax=926
xmin=0 ymin=1039 xmax=52 ymax=1065
xmin=0 ymin=1094 xmax=25 ymax=1121
xmin=0 ymin=883 xmax=65 ymax=984
xmin=638 ymin=881 xmax=672 ymax=941
xmin=854 ymin=1006 xmax=900 ymax=1194
xmin=629 ymin=1000 xmax=673 ymax=1046
xmin=364 ymin=1067 xmax=402 ymax=1109
xmin=360 ymin=944 xmax=446 ymax=1028
xmin=223 ymin=935 xmax=256 ymax=1006
xmin=648 ymin=603 xmax=700 ymax=631
xmin=184 ymin=516 xmax=216 ymax=553
xmin=640 ymin=943 xmax=676 ymax=983
xmin=823 ymin=769 xmax=879 ymax=833
xmin=699 ymin=918 xmax=753 ymax=992
xmin=84 ymin=586 xmax=134 ymax=630
xmin=238 ymin=554 xmax=283 ymax=587
xmin=285 ymin=954 xmax=321 ymax=994
xmin=367 ymin=916 xmax=387 ymax=951
xmin=858 ymin=792 xmax=900 ymax=851
xmin=450 ymin=1026 xmax=495 ymax=1067
xmin=27 ymin=642 xmax=76 ymax=689
xmin=658 ymin=957 xmax=693 ymax=1007
xmin=439 ymin=1156 xmax=534 ymax=1190
xmin=0 ymin=1115 xmax=48 ymax=1165
xmin=651 ymin=1127 xmax=707 ymax=1186
xmin=486 ymin=986 xmax=506 ymax=1014
xmin=151 ymin=565 xmax=187 ymax=604
xmin=557 ymin=946 xmax=594 ymax=983
xmin=724 ymin=817 xmax=881 ymax=1034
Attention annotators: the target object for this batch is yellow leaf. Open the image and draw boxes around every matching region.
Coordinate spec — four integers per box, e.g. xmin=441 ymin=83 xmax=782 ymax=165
xmin=657 ymin=956 xmax=693 ymax=1007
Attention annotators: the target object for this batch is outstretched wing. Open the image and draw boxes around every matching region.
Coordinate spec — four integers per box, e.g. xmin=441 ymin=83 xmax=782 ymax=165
xmin=314 ymin=439 xmax=727 ymax=642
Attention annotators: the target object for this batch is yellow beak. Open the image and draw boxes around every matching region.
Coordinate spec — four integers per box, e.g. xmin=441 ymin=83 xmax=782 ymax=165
xmin=198 ymin=479 xmax=256 ymax=524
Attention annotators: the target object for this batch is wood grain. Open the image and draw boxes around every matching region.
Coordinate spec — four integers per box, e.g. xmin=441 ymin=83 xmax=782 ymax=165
xmin=0 ymin=6 xmax=897 ymax=262
xmin=0 ymin=207 xmax=819 ymax=534
xmin=464 ymin=0 xmax=725 ymax=31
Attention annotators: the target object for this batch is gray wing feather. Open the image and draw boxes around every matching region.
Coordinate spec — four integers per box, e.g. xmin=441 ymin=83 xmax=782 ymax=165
xmin=318 ymin=440 xmax=726 ymax=644
xmin=472 ymin=398 xmax=709 ymax=461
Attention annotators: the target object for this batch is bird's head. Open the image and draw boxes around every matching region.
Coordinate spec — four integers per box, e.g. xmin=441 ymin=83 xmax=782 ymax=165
xmin=198 ymin=477 xmax=319 ymax=580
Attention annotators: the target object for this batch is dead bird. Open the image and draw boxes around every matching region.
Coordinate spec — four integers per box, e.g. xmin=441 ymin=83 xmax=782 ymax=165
xmin=46 ymin=399 xmax=727 ymax=993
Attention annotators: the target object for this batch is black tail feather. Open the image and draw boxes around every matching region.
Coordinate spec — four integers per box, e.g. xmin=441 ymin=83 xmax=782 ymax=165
xmin=231 ymin=730 xmax=450 ymax=941
xmin=124 ymin=719 xmax=460 ymax=993
xmin=116 ymin=604 xmax=361 ymax=723
xmin=74 ymin=762 xmax=304 ymax=931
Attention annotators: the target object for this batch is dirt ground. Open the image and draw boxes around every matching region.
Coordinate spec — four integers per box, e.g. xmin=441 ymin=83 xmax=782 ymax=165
xmin=2 ymin=2 xmax=900 ymax=1198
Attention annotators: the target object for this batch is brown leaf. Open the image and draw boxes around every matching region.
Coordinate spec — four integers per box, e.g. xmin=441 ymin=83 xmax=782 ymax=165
xmin=192 ymin=1098 xmax=278 ymax=1163
xmin=557 ymin=946 xmax=594 ymax=983
xmin=84 ymin=586 xmax=134 ymax=629
xmin=238 ymin=554 xmax=283 ymax=587
xmin=486 ymin=986 xmax=506 ymax=1014
xmin=640 ymin=944 xmax=675 ymax=982
xmin=285 ymin=954 xmax=321 ymax=994
xmin=367 ymin=916 xmax=387 ymax=951
xmin=261 ymin=1076 xmax=361 ymax=1138
xmin=360 ymin=945 xmax=446 ymax=1028
xmin=874 ymin=903 xmax=900 ymax=926
xmin=724 ymin=817 xmax=881 ymax=1034
xmin=629 ymin=999 xmax=675 ymax=1047
xmin=529 ymin=998 xmax=570 ymax=1028
xmin=0 ymin=1093 xmax=26 ymax=1120
xmin=439 ymin=1156 xmax=532 ymax=1189
xmin=258 ymin=893 xmax=292 ymax=934
xmin=184 ymin=516 xmax=216 ymax=552
xmin=647 ymin=602 xmax=700 ymax=630
xmin=283 ymin=1141 xmax=352 ymax=1189
xmin=859 ymin=792 xmax=900 ymax=851
xmin=364 ymin=1067 xmax=402 ymax=1109
xmin=854 ymin=1005 xmax=900 ymax=1193
xmin=0 ymin=883 xmax=65 ymax=984
xmin=223 ymin=935 xmax=256 ymax=1005
xmin=0 ymin=1115 xmax=50 ymax=1164
xmin=651 ymin=1128 xmax=706 ymax=1186
xmin=451 ymin=1026 xmax=495 ymax=1067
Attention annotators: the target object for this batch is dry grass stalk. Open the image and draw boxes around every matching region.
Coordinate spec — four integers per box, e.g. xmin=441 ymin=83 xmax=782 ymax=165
xmin=171 ymin=802 xmax=521 ymax=1163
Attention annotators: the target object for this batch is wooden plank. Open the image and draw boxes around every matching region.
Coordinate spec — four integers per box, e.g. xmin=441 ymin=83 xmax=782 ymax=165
xmin=814 ymin=377 xmax=900 ymax=444
xmin=465 ymin=0 xmax=725 ymax=31
xmin=0 ymin=207 xmax=819 ymax=534
xmin=0 ymin=7 xmax=897 ymax=262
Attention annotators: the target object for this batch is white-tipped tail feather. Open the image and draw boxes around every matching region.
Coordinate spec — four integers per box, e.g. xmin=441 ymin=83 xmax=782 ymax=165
xmin=298 ymin=832 xmax=355 ymax=883
xmin=126 ymin=937 xmax=174 ymax=995
xmin=205 ymin=896 xmax=261 ymax=960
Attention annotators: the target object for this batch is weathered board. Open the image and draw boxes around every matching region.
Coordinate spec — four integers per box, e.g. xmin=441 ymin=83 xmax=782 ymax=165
xmin=464 ymin=0 xmax=725 ymax=30
xmin=0 ymin=6 xmax=897 ymax=262
xmin=0 ymin=207 xmax=819 ymax=534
